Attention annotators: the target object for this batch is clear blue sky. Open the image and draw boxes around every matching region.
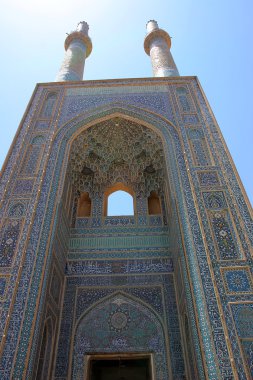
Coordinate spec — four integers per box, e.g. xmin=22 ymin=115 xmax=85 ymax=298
xmin=1 ymin=0 xmax=252 ymax=208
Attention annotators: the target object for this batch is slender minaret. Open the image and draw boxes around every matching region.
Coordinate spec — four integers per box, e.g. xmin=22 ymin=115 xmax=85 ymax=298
xmin=144 ymin=20 xmax=179 ymax=77
xmin=55 ymin=21 xmax=92 ymax=81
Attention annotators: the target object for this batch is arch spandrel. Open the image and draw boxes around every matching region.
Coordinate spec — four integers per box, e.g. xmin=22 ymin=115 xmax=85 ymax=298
xmin=58 ymin=102 xmax=179 ymax=139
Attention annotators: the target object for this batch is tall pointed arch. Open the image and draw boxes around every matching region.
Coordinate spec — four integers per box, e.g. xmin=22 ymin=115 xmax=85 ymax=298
xmin=71 ymin=292 xmax=170 ymax=380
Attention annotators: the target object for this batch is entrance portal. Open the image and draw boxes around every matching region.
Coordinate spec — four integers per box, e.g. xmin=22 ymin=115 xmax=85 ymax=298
xmin=88 ymin=354 xmax=152 ymax=380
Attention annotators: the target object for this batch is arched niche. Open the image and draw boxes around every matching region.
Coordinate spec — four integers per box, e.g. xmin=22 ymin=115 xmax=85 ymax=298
xmin=39 ymin=92 xmax=57 ymax=118
xmin=77 ymin=192 xmax=92 ymax=217
xmin=71 ymin=293 xmax=170 ymax=380
xmin=103 ymin=183 xmax=135 ymax=216
xmin=148 ymin=191 xmax=162 ymax=215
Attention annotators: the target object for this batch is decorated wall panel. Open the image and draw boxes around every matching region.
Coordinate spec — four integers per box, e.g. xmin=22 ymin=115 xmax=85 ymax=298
xmin=72 ymin=293 xmax=168 ymax=380
xmin=187 ymin=128 xmax=212 ymax=166
xmin=19 ymin=135 xmax=45 ymax=177
xmin=54 ymin=268 xmax=185 ymax=380
xmin=222 ymin=268 xmax=252 ymax=295
xmin=0 ymin=219 xmax=23 ymax=268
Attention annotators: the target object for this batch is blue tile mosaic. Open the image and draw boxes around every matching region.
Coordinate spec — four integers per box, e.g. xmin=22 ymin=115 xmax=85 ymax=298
xmin=72 ymin=294 xmax=169 ymax=380
xmin=0 ymin=219 xmax=22 ymax=267
xmin=0 ymin=277 xmax=8 ymax=298
xmin=39 ymin=92 xmax=57 ymax=118
xmin=209 ymin=211 xmax=240 ymax=260
xmin=223 ymin=269 xmax=252 ymax=293
xmin=203 ymin=191 xmax=227 ymax=209
xmin=197 ymin=171 xmax=220 ymax=187
xmin=182 ymin=114 xmax=199 ymax=124
xmin=12 ymin=179 xmax=34 ymax=195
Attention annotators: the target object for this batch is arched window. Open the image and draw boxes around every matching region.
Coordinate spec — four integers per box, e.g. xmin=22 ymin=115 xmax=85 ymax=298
xmin=40 ymin=92 xmax=57 ymax=118
xmin=176 ymin=87 xmax=191 ymax=112
xmin=148 ymin=191 xmax=161 ymax=215
xmin=77 ymin=192 xmax=92 ymax=217
xmin=104 ymin=183 xmax=134 ymax=216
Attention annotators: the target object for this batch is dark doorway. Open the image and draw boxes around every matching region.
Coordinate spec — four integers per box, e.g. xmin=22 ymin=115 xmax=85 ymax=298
xmin=88 ymin=355 xmax=152 ymax=380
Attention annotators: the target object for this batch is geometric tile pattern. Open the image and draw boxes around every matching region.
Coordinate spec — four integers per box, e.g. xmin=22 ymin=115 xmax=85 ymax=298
xmin=222 ymin=268 xmax=252 ymax=294
xmin=12 ymin=178 xmax=34 ymax=195
xmin=209 ymin=211 xmax=240 ymax=260
xmin=0 ymin=219 xmax=22 ymax=267
xmin=202 ymin=191 xmax=226 ymax=209
xmin=55 ymin=272 xmax=184 ymax=380
xmin=59 ymin=91 xmax=174 ymax=126
xmin=72 ymin=293 xmax=168 ymax=380
xmin=8 ymin=200 xmax=28 ymax=218
xmin=187 ymin=128 xmax=211 ymax=166
xmin=0 ymin=276 xmax=9 ymax=299
xmin=182 ymin=114 xmax=199 ymax=124
xmin=190 ymin=138 xmax=211 ymax=166
xmin=197 ymin=171 xmax=220 ymax=187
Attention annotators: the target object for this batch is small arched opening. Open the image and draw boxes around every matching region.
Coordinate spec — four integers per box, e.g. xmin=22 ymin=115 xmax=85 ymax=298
xmin=104 ymin=183 xmax=135 ymax=216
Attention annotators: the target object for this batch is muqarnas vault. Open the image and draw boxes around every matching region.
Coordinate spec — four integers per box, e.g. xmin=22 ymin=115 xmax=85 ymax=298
xmin=0 ymin=20 xmax=252 ymax=380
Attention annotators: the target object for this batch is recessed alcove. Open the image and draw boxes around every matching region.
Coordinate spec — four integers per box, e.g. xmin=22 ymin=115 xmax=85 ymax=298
xmin=77 ymin=192 xmax=92 ymax=217
xmin=87 ymin=354 xmax=152 ymax=380
xmin=148 ymin=191 xmax=161 ymax=215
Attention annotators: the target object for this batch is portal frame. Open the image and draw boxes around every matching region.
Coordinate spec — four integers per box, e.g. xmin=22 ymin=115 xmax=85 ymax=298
xmin=85 ymin=352 xmax=154 ymax=380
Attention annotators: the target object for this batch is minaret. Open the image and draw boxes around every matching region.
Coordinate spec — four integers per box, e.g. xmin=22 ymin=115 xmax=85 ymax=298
xmin=56 ymin=21 xmax=92 ymax=81
xmin=144 ymin=20 xmax=179 ymax=77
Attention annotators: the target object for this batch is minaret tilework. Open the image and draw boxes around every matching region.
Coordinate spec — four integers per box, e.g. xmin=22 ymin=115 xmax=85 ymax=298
xmin=144 ymin=20 xmax=179 ymax=77
xmin=55 ymin=21 xmax=92 ymax=81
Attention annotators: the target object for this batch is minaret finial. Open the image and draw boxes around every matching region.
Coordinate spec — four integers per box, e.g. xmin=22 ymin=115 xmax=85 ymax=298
xmin=144 ymin=20 xmax=179 ymax=77
xmin=55 ymin=21 xmax=92 ymax=82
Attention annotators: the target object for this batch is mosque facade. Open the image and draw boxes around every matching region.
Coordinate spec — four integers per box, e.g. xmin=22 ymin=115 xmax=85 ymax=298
xmin=0 ymin=20 xmax=252 ymax=380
